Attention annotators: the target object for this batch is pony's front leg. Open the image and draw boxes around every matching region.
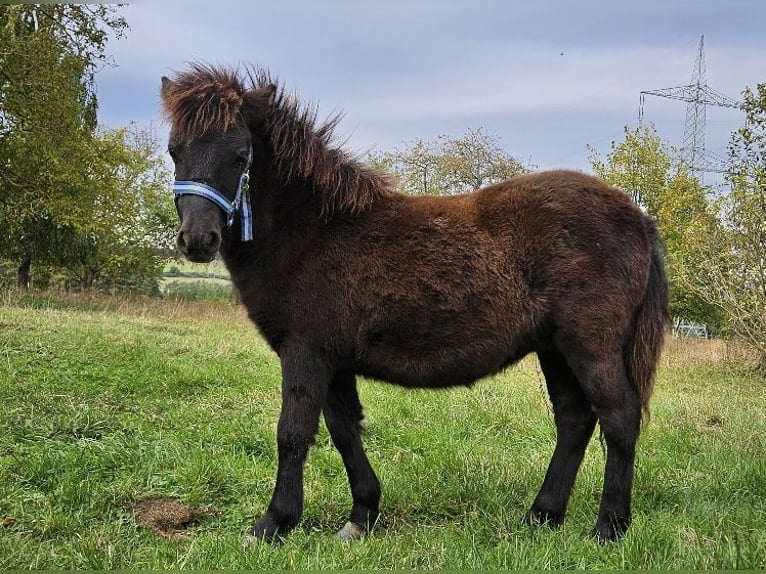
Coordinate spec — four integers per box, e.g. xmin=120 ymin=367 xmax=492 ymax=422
xmin=323 ymin=372 xmax=380 ymax=539
xmin=250 ymin=342 xmax=329 ymax=542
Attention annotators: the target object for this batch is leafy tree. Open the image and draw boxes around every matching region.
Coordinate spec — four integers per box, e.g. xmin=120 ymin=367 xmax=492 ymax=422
xmin=0 ymin=20 xmax=97 ymax=287
xmin=589 ymin=124 xmax=672 ymax=211
xmin=589 ymin=124 xmax=721 ymax=325
xmin=684 ymin=84 xmax=766 ymax=370
xmin=369 ymin=138 xmax=440 ymax=196
xmin=371 ymin=128 xmax=528 ymax=196
xmin=0 ymin=4 xmax=175 ymax=293
xmin=437 ymin=128 xmax=528 ymax=194
xmin=0 ymin=5 xmax=127 ymax=131
xmin=58 ymin=126 xmax=175 ymax=294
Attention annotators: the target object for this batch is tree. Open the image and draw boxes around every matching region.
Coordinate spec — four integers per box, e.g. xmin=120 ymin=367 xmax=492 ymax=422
xmin=684 ymin=84 xmax=766 ymax=370
xmin=0 ymin=5 xmax=127 ymax=132
xmin=437 ymin=128 xmax=528 ymax=194
xmin=589 ymin=124 xmax=721 ymax=325
xmin=369 ymin=137 xmax=441 ymax=196
xmin=371 ymin=128 xmax=528 ymax=196
xmin=0 ymin=20 xmax=99 ymax=287
xmin=589 ymin=124 xmax=672 ymax=211
xmin=0 ymin=120 xmax=174 ymax=293
xmin=58 ymin=125 xmax=175 ymax=294
xmin=0 ymin=5 xmax=177 ymax=292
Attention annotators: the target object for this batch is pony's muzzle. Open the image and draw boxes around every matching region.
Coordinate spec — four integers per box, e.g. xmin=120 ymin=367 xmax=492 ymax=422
xmin=175 ymin=194 xmax=225 ymax=262
xmin=176 ymin=228 xmax=221 ymax=263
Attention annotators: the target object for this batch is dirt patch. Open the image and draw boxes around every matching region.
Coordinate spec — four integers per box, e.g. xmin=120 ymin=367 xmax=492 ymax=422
xmin=705 ymin=414 xmax=724 ymax=427
xmin=131 ymin=497 xmax=219 ymax=540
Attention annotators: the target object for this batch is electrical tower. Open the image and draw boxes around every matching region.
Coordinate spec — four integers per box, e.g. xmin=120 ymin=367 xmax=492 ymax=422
xmin=638 ymin=35 xmax=741 ymax=177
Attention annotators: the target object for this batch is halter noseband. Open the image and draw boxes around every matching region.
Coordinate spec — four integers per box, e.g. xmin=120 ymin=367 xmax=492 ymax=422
xmin=172 ymin=147 xmax=254 ymax=242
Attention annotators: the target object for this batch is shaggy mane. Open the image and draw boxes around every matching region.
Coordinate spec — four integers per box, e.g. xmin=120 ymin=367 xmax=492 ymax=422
xmin=161 ymin=63 xmax=245 ymax=142
xmin=161 ymin=63 xmax=395 ymax=217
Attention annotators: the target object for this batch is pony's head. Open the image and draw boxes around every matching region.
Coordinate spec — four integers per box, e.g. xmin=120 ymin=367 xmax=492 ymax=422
xmin=160 ymin=64 xmax=275 ymax=262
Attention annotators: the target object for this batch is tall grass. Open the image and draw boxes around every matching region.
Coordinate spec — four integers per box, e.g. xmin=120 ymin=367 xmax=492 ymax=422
xmin=0 ymin=292 xmax=764 ymax=569
xmin=161 ymin=279 xmax=233 ymax=302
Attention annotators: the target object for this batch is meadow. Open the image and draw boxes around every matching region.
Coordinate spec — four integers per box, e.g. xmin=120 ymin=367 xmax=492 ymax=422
xmin=0 ymin=291 xmax=764 ymax=569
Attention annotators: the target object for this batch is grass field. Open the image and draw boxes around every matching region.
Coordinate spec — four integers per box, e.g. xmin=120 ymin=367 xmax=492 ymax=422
xmin=160 ymin=260 xmax=233 ymax=301
xmin=0 ymin=292 xmax=764 ymax=569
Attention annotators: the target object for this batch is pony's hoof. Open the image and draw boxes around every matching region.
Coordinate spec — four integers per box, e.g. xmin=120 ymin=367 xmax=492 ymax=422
xmin=335 ymin=521 xmax=364 ymax=540
xmin=247 ymin=514 xmax=287 ymax=545
xmin=590 ymin=515 xmax=630 ymax=543
xmin=243 ymin=534 xmax=264 ymax=547
xmin=244 ymin=532 xmax=284 ymax=547
xmin=524 ymin=507 xmax=564 ymax=529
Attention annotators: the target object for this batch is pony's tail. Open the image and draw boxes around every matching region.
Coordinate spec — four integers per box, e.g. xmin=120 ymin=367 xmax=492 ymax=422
xmin=625 ymin=218 xmax=670 ymax=422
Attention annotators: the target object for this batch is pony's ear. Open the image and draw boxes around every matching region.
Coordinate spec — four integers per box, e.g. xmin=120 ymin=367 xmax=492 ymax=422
xmin=252 ymin=84 xmax=277 ymax=106
xmin=160 ymin=76 xmax=174 ymax=97
xmin=244 ymin=84 xmax=277 ymax=125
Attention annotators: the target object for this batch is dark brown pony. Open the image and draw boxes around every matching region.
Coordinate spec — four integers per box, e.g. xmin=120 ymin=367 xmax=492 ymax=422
xmin=160 ymin=64 xmax=669 ymax=543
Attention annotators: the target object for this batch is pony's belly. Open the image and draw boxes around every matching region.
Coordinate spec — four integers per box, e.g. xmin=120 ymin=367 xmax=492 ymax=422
xmin=351 ymin=297 xmax=537 ymax=387
xmin=356 ymin=338 xmax=522 ymax=389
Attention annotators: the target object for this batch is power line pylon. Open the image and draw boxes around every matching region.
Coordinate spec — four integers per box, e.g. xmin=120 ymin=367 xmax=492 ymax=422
xmin=639 ymin=35 xmax=741 ymax=178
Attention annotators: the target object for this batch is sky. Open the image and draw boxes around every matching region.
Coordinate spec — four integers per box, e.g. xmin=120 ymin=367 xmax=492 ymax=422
xmin=95 ymin=1 xmax=765 ymax=179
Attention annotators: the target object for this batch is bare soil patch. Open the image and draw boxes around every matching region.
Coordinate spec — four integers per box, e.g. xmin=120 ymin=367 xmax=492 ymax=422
xmin=131 ymin=497 xmax=219 ymax=540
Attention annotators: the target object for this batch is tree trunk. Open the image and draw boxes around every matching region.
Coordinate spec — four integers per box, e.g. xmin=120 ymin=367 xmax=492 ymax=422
xmin=17 ymin=255 xmax=31 ymax=290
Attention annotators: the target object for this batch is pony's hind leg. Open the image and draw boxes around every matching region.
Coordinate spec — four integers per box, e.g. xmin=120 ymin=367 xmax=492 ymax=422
xmin=323 ymin=372 xmax=381 ymax=539
xmin=567 ymin=350 xmax=642 ymax=542
xmin=527 ymin=349 xmax=597 ymax=528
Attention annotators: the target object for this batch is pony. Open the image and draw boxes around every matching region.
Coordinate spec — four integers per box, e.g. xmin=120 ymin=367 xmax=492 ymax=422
xmin=159 ymin=63 xmax=669 ymax=543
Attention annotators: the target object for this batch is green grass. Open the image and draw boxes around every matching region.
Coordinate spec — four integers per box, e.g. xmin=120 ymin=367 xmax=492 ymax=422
xmin=0 ymin=292 xmax=764 ymax=569
xmin=161 ymin=260 xmax=233 ymax=301
xmin=160 ymin=278 xmax=233 ymax=302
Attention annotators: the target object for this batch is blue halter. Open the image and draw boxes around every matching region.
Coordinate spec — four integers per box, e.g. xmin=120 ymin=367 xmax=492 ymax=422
xmin=172 ymin=148 xmax=254 ymax=242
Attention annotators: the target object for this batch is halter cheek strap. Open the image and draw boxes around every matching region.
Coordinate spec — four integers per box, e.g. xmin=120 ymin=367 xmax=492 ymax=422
xmin=172 ymin=147 xmax=254 ymax=242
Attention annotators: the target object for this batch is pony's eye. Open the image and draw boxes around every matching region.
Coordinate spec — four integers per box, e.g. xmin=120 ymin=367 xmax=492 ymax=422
xmin=167 ymin=146 xmax=178 ymax=161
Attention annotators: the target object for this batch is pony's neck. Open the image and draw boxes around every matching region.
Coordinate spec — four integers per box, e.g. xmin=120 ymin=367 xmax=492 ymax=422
xmin=219 ymin=155 xmax=320 ymax=263
xmin=257 ymin=99 xmax=396 ymax=220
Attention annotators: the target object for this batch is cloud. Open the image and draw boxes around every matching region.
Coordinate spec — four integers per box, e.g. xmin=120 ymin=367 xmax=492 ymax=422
xmin=94 ymin=1 xmax=764 ymax=173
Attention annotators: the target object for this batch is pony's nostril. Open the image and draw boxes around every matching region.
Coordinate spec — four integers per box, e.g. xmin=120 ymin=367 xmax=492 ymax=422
xmin=206 ymin=230 xmax=221 ymax=249
xmin=176 ymin=230 xmax=188 ymax=252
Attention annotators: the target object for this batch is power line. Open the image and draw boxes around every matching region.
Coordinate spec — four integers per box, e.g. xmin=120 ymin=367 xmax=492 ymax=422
xmin=638 ymin=35 xmax=741 ymax=179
